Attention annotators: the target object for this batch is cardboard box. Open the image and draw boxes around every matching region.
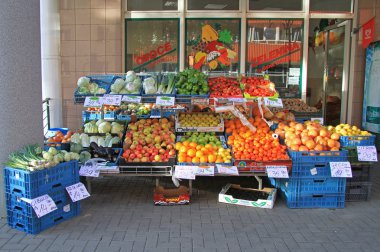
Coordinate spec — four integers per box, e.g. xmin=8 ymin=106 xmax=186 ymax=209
xmin=154 ymin=186 xmax=190 ymax=206
xmin=218 ymin=184 xmax=277 ymax=209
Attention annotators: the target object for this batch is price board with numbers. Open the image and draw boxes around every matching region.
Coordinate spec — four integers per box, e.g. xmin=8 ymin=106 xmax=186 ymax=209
xmin=174 ymin=166 xmax=196 ymax=180
xmin=66 ymin=182 xmax=91 ymax=202
xmin=156 ymin=96 xmax=175 ymax=106
xmin=191 ymin=98 xmax=209 ymax=105
xmin=122 ymin=95 xmax=142 ymax=103
xmin=216 ymin=165 xmax=239 ymax=175
xmin=264 ymin=98 xmax=283 ymax=108
xmin=102 ymin=94 xmax=122 ymax=106
xmin=357 ymin=146 xmax=378 ymax=162
xmin=330 ymin=162 xmax=352 ymax=178
xmin=25 ymin=194 xmax=58 ymax=218
xmin=84 ymin=97 xmax=103 ymax=107
xmin=266 ymin=166 xmax=289 ymax=178
xmin=79 ymin=162 xmax=100 ymax=177
xmin=195 ymin=166 xmax=214 ymax=176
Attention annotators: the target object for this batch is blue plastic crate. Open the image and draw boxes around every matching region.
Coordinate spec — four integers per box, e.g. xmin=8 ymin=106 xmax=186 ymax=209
xmin=82 ymin=111 xmax=101 ymax=122
xmin=340 ymin=135 xmax=376 ymax=147
xmin=283 ymin=190 xmax=345 ymax=209
xmin=151 ymin=108 xmax=186 ymax=118
xmin=7 ymin=201 xmax=80 ymax=235
xmin=268 ymin=177 xmax=280 ymax=189
xmin=116 ymin=114 xmax=150 ymax=121
xmin=87 ymin=74 xmax=116 ymax=83
xmin=288 ymin=150 xmax=348 ymax=163
xmin=175 ymin=91 xmax=210 ymax=104
xmin=4 ymin=161 xmax=79 ymax=199
xmin=6 ymin=188 xmax=72 ymax=218
xmin=279 ymin=177 xmax=346 ymax=195
xmin=103 ymin=111 xmax=117 ymax=120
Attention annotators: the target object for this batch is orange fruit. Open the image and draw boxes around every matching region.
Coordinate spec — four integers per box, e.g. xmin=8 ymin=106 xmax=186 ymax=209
xmin=179 ymin=146 xmax=187 ymax=153
xmin=330 ymin=133 xmax=340 ymax=141
xmin=175 ymin=142 xmax=183 ymax=151
xmin=178 ymin=156 xmax=186 ymax=163
xmin=183 ymin=141 xmax=190 ymax=147
xmin=215 ymin=157 xmax=223 ymax=163
xmin=187 ymin=149 xmax=196 ymax=158
xmin=205 ymin=144 xmax=213 ymax=150
xmin=208 ymin=154 xmax=216 ymax=163
xmin=189 ymin=142 xmax=198 ymax=148
xmin=192 ymin=157 xmax=200 ymax=163
xmin=186 ymin=157 xmax=193 ymax=162
xmin=195 ymin=151 xmax=203 ymax=158
xmin=196 ymin=145 xmax=202 ymax=150
xmin=199 ymin=156 xmax=207 ymax=163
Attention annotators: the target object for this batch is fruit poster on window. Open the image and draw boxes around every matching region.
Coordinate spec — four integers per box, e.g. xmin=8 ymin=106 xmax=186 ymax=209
xmin=187 ymin=21 xmax=239 ymax=71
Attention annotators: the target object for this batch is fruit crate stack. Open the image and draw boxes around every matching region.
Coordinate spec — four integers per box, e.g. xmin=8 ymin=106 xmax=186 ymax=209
xmin=277 ymin=150 xmax=348 ymax=208
xmin=339 ymin=134 xmax=376 ymax=201
xmin=4 ymin=161 xmax=80 ymax=234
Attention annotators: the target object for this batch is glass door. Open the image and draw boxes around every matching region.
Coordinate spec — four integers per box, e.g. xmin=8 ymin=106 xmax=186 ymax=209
xmin=322 ymin=21 xmax=350 ymax=125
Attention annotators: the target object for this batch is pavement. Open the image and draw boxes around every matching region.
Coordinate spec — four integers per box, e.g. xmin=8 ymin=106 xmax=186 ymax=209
xmin=1 ymin=164 xmax=380 ymax=252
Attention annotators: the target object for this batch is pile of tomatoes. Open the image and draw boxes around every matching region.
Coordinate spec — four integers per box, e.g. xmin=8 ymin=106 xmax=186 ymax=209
xmin=208 ymin=77 xmax=243 ymax=98
xmin=242 ymin=77 xmax=276 ymax=97
xmin=46 ymin=130 xmax=73 ymax=144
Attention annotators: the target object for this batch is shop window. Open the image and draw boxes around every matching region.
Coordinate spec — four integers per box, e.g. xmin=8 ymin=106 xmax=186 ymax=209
xmin=127 ymin=0 xmax=178 ymax=11
xmin=125 ymin=19 xmax=179 ymax=72
xmin=187 ymin=0 xmax=239 ymax=11
xmin=249 ymin=0 xmax=303 ymax=11
xmin=186 ymin=19 xmax=240 ymax=73
xmin=310 ymin=0 xmax=352 ymax=13
xmin=246 ymin=19 xmax=303 ymax=98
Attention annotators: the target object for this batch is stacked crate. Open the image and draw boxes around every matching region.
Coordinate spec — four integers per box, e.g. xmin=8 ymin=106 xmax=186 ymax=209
xmin=278 ymin=150 xmax=348 ymax=208
xmin=4 ymin=161 xmax=80 ymax=234
xmin=340 ymin=135 xmax=376 ymax=201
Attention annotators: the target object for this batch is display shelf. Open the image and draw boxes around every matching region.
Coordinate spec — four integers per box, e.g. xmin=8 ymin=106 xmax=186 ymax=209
xmin=102 ymin=166 xmax=172 ymax=176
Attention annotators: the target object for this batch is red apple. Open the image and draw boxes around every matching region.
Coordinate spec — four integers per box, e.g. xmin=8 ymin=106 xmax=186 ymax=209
xmin=129 ymin=154 xmax=136 ymax=159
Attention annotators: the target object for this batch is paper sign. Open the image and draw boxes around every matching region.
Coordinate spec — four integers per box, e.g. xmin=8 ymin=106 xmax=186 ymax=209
xmin=264 ymin=98 xmax=283 ymax=108
xmin=330 ymin=162 xmax=352 ymax=178
xmin=357 ymin=146 xmax=378 ymax=162
xmin=195 ymin=166 xmax=215 ymax=176
xmin=66 ymin=182 xmax=91 ymax=202
xmin=79 ymin=162 xmax=100 ymax=177
xmin=174 ymin=166 xmax=196 ymax=180
xmin=102 ymin=94 xmax=122 ymax=106
xmin=228 ymin=98 xmax=246 ymax=103
xmin=310 ymin=168 xmax=318 ymax=175
xmin=28 ymin=194 xmax=58 ymax=218
xmin=156 ymin=96 xmax=175 ymax=106
xmin=84 ymin=97 xmax=103 ymax=107
xmin=191 ymin=98 xmax=209 ymax=105
xmin=216 ymin=165 xmax=239 ymax=175
xmin=288 ymin=76 xmax=300 ymax=85
xmin=266 ymin=166 xmax=289 ymax=178
xmin=289 ymin=68 xmax=300 ymax=77
xmin=311 ymin=118 xmax=324 ymax=125
xmin=122 ymin=95 xmax=142 ymax=103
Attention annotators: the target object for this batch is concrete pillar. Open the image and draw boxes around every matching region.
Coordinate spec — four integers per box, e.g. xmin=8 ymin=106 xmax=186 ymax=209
xmin=41 ymin=0 xmax=63 ymax=128
xmin=0 ymin=0 xmax=43 ymax=217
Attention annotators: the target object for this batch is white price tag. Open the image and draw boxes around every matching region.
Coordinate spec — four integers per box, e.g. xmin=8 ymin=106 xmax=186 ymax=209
xmin=122 ymin=95 xmax=142 ymax=103
xmin=357 ymin=146 xmax=378 ymax=162
xmin=311 ymin=118 xmax=324 ymax=125
xmin=227 ymin=98 xmax=246 ymax=103
xmin=156 ymin=96 xmax=175 ymax=106
xmin=25 ymin=194 xmax=58 ymax=218
xmin=289 ymin=68 xmax=301 ymax=77
xmin=310 ymin=168 xmax=318 ymax=175
xmin=266 ymin=166 xmax=289 ymax=178
xmin=191 ymin=98 xmax=209 ymax=105
xmin=174 ymin=166 xmax=196 ymax=180
xmin=79 ymin=162 xmax=100 ymax=177
xmin=288 ymin=76 xmax=300 ymax=85
xmin=330 ymin=162 xmax=352 ymax=178
xmin=195 ymin=166 xmax=215 ymax=176
xmin=103 ymin=94 xmax=122 ymax=106
xmin=216 ymin=165 xmax=239 ymax=175
xmin=264 ymin=98 xmax=283 ymax=108
xmin=66 ymin=182 xmax=90 ymax=202
xmin=84 ymin=97 xmax=103 ymax=107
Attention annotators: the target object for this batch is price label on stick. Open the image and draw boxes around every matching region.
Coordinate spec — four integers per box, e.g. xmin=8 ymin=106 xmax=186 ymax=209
xmin=266 ymin=166 xmax=289 ymax=178
xmin=357 ymin=146 xmax=378 ymax=162
xmin=103 ymin=94 xmax=122 ymax=106
xmin=66 ymin=182 xmax=90 ymax=202
xmin=174 ymin=166 xmax=196 ymax=180
xmin=122 ymin=95 xmax=142 ymax=103
xmin=84 ymin=97 xmax=103 ymax=107
xmin=21 ymin=194 xmax=58 ymax=218
xmin=264 ymin=98 xmax=283 ymax=108
xmin=195 ymin=166 xmax=215 ymax=176
xmin=216 ymin=165 xmax=239 ymax=175
xmin=79 ymin=162 xmax=100 ymax=177
xmin=156 ymin=96 xmax=175 ymax=106
xmin=311 ymin=118 xmax=324 ymax=125
xmin=330 ymin=162 xmax=352 ymax=177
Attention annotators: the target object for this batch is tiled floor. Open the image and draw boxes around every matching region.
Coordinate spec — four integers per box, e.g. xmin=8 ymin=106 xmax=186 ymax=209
xmin=1 ymin=164 xmax=380 ymax=252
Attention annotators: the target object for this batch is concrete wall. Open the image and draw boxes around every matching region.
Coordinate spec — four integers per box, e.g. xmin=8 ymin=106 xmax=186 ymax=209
xmin=60 ymin=0 xmax=122 ymax=130
xmin=0 ymin=0 xmax=43 ymax=217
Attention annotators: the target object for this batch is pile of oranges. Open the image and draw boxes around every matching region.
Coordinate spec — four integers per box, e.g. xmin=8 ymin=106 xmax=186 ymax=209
xmin=225 ymin=117 xmax=288 ymax=161
xmin=175 ymin=141 xmax=232 ymax=164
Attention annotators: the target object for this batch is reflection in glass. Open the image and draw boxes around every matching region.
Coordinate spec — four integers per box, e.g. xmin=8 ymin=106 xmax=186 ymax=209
xmin=249 ymin=0 xmax=302 ymax=11
xmin=127 ymin=0 xmax=178 ymax=11
xmin=187 ymin=0 xmax=239 ymax=10
xmin=310 ymin=0 xmax=352 ymax=13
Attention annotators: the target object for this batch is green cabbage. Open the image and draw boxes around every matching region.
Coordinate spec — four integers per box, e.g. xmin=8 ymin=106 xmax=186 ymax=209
xmin=79 ymin=151 xmax=91 ymax=163
xmin=111 ymin=122 xmax=124 ymax=135
xmin=98 ymin=121 xmax=111 ymax=133
xmin=81 ymin=134 xmax=90 ymax=148
xmin=77 ymin=77 xmax=90 ymax=87
xmin=84 ymin=121 xmax=98 ymax=133
xmin=71 ymin=133 xmax=81 ymax=144
xmin=111 ymin=78 xmax=125 ymax=93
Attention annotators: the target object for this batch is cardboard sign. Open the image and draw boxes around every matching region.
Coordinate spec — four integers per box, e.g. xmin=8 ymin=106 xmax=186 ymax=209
xmin=122 ymin=95 xmax=142 ymax=103
xmin=156 ymin=96 xmax=175 ymax=106
xmin=216 ymin=165 xmax=239 ymax=175
xmin=66 ymin=182 xmax=91 ymax=202
xmin=20 ymin=194 xmax=58 ymax=218
xmin=357 ymin=146 xmax=378 ymax=162
xmin=264 ymin=98 xmax=283 ymax=108
xmin=195 ymin=166 xmax=214 ymax=176
xmin=330 ymin=162 xmax=352 ymax=178
xmin=102 ymin=94 xmax=122 ymax=106
xmin=266 ymin=166 xmax=289 ymax=178
xmin=84 ymin=97 xmax=103 ymax=107
xmin=175 ymin=166 xmax=196 ymax=180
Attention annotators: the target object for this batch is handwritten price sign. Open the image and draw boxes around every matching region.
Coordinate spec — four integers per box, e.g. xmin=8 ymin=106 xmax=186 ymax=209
xmin=191 ymin=98 xmax=209 ymax=105
xmin=122 ymin=95 xmax=142 ymax=103
xmin=216 ymin=165 xmax=239 ymax=175
xmin=156 ymin=96 xmax=175 ymax=106
xmin=174 ymin=166 xmax=196 ymax=180
xmin=84 ymin=97 xmax=103 ymax=107
xmin=102 ymin=94 xmax=122 ymax=106
xmin=79 ymin=162 xmax=100 ymax=177
xmin=357 ymin=146 xmax=378 ymax=162
xmin=66 ymin=182 xmax=91 ymax=202
xmin=330 ymin=162 xmax=352 ymax=178
xmin=195 ymin=166 xmax=215 ymax=176
xmin=264 ymin=98 xmax=283 ymax=108
xmin=266 ymin=166 xmax=289 ymax=178
xmin=25 ymin=194 xmax=58 ymax=218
